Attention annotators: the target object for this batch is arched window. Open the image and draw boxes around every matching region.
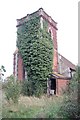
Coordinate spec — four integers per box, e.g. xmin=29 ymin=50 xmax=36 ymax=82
xmin=48 ymin=28 xmax=53 ymax=38
xmin=49 ymin=29 xmax=52 ymax=37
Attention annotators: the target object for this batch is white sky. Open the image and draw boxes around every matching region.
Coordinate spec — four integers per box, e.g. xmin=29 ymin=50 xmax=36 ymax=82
xmin=0 ymin=0 xmax=78 ymax=78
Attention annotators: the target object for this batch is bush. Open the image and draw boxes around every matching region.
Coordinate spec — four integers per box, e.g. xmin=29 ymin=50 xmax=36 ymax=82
xmin=21 ymin=80 xmax=44 ymax=97
xmin=58 ymin=66 xmax=79 ymax=118
xmin=58 ymin=95 xmax=78 ymax=118
xmin=21 ymin=80 xmax=34 ymax=96
xmin=34 ymin=82 xmax=44 ymax=97
xmin=5 ymin=75 xmax=21 ymax=103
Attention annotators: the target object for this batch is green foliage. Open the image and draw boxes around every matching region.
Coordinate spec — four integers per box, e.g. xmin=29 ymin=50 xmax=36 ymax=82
xmin=21 ymin=80 xmax=34 ymax=96
xmin=2 ymin=95 xmax=63 ymax=118
xmin=5 ymin=75 xmax=21 ymax=103
xmin=17 ymin=17 xmax=53 ymax=96
xmin=21 ymin=80 xmax=44 ymax=97
xmin=2 ymin=104 xmax=43 ymax=118
xmin=58 ymin=66 xmax=79 ymax=118
xmin=34 ymin=82 xmax=44 ymax=97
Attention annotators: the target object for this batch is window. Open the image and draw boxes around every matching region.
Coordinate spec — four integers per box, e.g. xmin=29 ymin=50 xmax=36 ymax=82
xmin=49 ymin=29 xmax=52 ymax=37
xmin=48 ymin=28 xmax=53 ymax=40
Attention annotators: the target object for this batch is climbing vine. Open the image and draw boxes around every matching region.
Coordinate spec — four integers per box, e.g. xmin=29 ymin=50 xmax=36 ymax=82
xmin=17 ymin=17 xmax=53 ymax=96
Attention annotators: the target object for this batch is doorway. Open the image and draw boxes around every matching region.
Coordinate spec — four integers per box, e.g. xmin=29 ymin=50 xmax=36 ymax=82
xmin=50 ymin=78 xmax=56 ymax=94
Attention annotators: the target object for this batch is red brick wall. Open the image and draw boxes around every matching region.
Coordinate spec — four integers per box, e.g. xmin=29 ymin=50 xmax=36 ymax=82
xmin=17 ymin=54 xmax=23 ymax=81
xmin=53 ymin=50 xmax=58 ymax=72
xmin=41 ymin=9 xmax=58 ymax=74
xmin=48 ymin=23 xmax=58 ymax=72
xmin=56 ymin=79 xmax=69 ymax=95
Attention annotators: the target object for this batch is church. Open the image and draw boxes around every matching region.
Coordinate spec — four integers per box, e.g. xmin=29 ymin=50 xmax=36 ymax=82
xmin=13 ymin=8 xmax=75 ymax=95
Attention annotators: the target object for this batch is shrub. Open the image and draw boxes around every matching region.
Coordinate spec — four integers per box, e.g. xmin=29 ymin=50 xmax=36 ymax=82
xmin=21 ymin=80 xmax=44 ymax=97
xmin=21 ymin=80 xmax=34 ymax=96
xmin=5 ymin=75 xmax=21 ymax=103
xmin=58 ymin=66 xmax=79 ymax=118
xmin=34 ymin=82 xmax=44 ymax=97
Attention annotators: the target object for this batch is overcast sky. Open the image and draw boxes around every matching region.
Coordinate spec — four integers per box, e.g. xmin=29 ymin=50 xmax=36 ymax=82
xmin=0 ymin=0 xmax=78 ymax=78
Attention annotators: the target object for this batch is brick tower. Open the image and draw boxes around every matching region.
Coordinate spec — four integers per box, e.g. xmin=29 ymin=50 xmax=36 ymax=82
xmin=13 ymin=8 xmax=75 ymax=95
xmin=13 ymin=8 xmax=58 ymax=81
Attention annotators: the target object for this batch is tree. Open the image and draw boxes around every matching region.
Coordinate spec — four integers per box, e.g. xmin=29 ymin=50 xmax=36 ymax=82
xmin=5 ymin=75 xmax=21 ymax=103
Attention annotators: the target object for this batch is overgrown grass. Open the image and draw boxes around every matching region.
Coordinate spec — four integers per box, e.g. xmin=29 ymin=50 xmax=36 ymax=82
xmin=2 ymin=104 xmax=41 ymax=118
xmin=2 ymin=95 xmax=63 ymax=118
xmin=2 ymin=66 xmax=79 ymax=118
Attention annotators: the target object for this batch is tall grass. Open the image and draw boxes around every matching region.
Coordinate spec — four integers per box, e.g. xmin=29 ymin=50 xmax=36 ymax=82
xmin=2 ymin=95 xmax=63 ymax=118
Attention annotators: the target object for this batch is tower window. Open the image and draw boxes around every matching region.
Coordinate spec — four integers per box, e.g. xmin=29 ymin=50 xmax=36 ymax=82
xmin=49 ymin=29 xmax=52 ymax=37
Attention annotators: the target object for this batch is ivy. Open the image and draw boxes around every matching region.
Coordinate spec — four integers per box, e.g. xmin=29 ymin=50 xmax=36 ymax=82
xmin=17 ymin=16 xmax=53 ymax=96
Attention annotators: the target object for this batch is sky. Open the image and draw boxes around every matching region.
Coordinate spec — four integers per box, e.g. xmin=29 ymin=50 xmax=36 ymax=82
xmin=0 ymin=0 xmax=78 ymax=78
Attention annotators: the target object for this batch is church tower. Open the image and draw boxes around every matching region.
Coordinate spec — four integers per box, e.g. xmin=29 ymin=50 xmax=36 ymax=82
xmin=13 ymin=8 xmax=76 ymax=95
xmin=13 ymin=8 xmax=58 ymax=80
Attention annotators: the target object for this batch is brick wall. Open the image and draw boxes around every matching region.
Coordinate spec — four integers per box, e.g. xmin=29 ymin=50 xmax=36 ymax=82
xmin=56 ymin=79 xmax=69 ymax=95
xmin=17 ymin=54 xmax=23 ymax=81
xmin=48 ymin=21 xmax=58 ymax=72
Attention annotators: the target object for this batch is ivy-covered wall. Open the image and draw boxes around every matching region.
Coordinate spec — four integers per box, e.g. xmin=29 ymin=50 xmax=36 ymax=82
xmin=17 ymin=16 xmax=53 ymax=96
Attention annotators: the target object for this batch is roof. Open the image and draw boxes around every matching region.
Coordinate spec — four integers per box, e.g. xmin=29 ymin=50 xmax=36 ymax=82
xmin=17 ymin=8 xmax=57 ymax=23
xmin=58 ymin=53 xmax=76 ymax=70
xmin=52 ymin=71 xmax=71 ymax=80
